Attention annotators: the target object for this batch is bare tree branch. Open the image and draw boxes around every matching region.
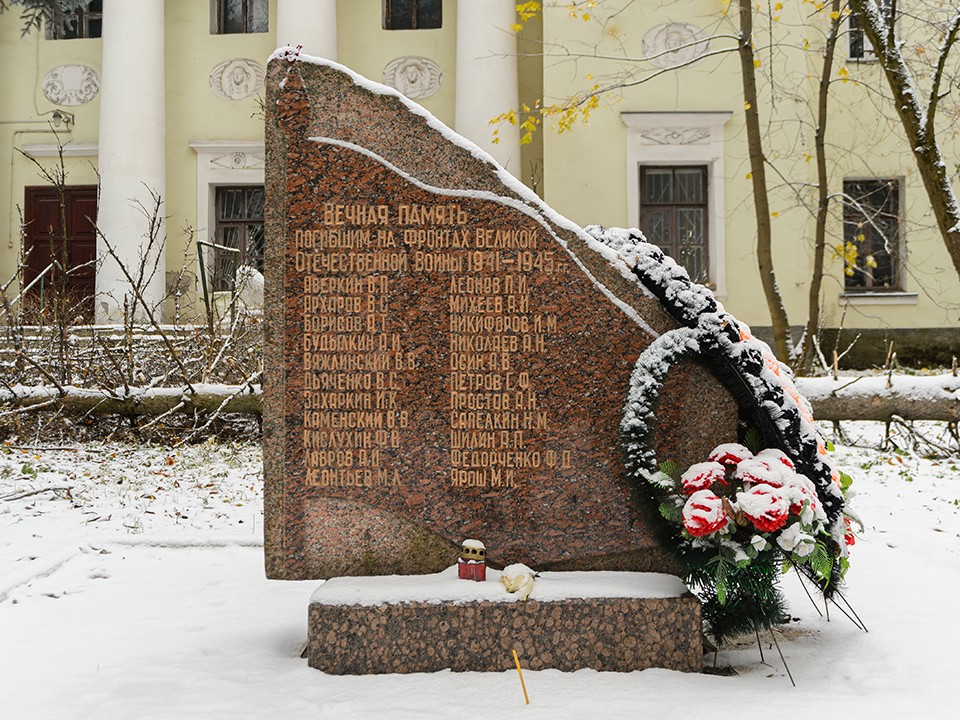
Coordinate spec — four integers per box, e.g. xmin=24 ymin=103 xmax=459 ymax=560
xmin=926 ymin=9 xmax=960 ymax=135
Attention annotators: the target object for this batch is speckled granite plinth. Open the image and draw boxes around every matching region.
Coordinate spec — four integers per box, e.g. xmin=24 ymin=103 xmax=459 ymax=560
xmin=308 ymin=570 xmax=703 ymax=674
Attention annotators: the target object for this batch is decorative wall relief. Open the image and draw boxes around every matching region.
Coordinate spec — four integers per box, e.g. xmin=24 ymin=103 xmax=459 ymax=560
xmin=42 ymin=65 xmax=101 ymax=106
xmin=641 ymin=23 xmax=708 ymax=69
xmin=638 ymin=127 xmax=711 ymax=146
xmin=210 ymin=151 xmax=265 ymax=170
xmin=210 ymin=58 xmax=265 ymax=101
xmin=382 ymin=56 xmax=442 ymax=99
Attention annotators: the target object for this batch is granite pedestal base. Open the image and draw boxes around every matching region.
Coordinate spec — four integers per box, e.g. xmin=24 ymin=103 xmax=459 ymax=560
xmin=307 ymin=570 xmax=703 ymax=674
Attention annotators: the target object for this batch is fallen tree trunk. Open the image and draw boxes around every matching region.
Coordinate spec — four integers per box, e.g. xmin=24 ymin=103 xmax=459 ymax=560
xmin=0 ymin=383 xmax=262 ymax=416
xmin=794 ymin=374 xmax=960 ymax=422
xmin=2 ymin=375 xmax=958 ymax=422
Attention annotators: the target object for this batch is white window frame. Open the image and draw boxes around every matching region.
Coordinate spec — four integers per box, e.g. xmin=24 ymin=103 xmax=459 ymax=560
xmin=188 ymin=141 xmax=265 ymax=290
xmin=621 ymin=111 xmax=732 ymax=299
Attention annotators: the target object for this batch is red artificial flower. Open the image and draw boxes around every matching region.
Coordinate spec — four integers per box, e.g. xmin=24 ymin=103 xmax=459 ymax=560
xmin=680 ymin=461 xmax=727 ymax=495
xmin=756 ymin=448 xmax=796 ymax=471
xmin=736 ymin=484 xmax=789 ymax=533
xmin=708 ymin=443 xmax=753 ymax=468
xmin=682 ymin=490 xmax=730 ymax=537
xmin=734 ymin=457 xmax=784 ymax=487
xmin=787 ymin=481 xmax=817 ymax=517
xmin=844 ymin=516 xmax=856 ymax=547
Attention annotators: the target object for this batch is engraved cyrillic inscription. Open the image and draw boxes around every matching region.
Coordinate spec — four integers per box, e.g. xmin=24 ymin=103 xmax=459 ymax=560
xmin=295 ymin=201 xmax=569 ymax=492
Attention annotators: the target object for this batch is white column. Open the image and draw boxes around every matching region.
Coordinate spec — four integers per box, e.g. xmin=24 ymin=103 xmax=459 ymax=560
xmin=95 ymin=0 xmax=166 ymax=324
xmin=276 ymin=0 xmax=338 ymax=60
xmin=455 ymin=0 xmax=520 ymax=173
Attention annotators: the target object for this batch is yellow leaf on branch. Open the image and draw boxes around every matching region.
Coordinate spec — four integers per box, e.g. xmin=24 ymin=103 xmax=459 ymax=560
xmin=515 ymin=2 xmax=541 ymax=21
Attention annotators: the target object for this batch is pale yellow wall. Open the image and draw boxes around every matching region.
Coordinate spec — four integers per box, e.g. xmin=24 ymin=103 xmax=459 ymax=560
xmin=0 ymin=0 xmax=463 ymax=308
xmin=772 ymin=5 xmax=960 ymax=332
xmin=338 ymin=0 xmax=458 ymax=127
xmin=517 ymin=11 xmax=545 ymax=198
xmin=3 ymin=1 xmax=958 ymax=332
xmin=540 ymin=1 xmax=765 ymax=320
xmin=539 ymin=1 xmax=960 ymax=332
xmin=0 ymin=1 xmax=276 ymax=303
xmin=815 ymin=10 xmax=960 ymax=332
xmin=164 ymin=0 xmax=277 ymax=298
xmin=1 ymin=14 xmax=102 ymax=286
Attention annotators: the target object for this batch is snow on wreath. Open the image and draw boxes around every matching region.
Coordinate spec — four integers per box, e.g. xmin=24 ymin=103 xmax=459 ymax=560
xmin=585 ymin=225 xmax=862 ymax=646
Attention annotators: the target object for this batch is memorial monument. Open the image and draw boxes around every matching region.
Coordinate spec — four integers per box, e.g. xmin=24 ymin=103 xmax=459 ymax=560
xmin=261 ymin=45 xmax=855 ymax=675
xmin=261 ymin=50 xmax=851 ymax=675
xmin=263 ymin=53 xmax=739 ymax=585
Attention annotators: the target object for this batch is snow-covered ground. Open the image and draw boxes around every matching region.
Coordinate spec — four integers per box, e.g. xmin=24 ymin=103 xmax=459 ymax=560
xmin=1 ymin=424 xmax=957 ymax=719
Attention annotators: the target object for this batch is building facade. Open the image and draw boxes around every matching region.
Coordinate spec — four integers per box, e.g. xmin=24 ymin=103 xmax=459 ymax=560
xmin=1 ymin=0 xmax=958 ymax=363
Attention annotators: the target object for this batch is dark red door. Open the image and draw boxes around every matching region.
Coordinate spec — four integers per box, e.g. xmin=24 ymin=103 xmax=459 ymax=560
xmin=23 ymin=186 xmax=98 ymax=320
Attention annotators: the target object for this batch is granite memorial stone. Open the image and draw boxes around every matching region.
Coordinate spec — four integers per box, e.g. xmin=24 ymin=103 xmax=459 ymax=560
xmin=263 ymin=54 xmax=739 ymax=581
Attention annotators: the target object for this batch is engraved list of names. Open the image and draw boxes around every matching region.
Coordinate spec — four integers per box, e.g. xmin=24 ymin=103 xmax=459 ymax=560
xmin=295 ymin=200 xmax=565 ymax=494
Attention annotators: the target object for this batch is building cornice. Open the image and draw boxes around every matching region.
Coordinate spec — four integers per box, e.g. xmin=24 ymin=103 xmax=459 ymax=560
xmin=20 ymin=142 xmax=98 ymax=157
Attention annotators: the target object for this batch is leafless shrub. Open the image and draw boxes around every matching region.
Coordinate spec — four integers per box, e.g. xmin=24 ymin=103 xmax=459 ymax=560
xmin=0 ymin=148 xmax=263 ymax=443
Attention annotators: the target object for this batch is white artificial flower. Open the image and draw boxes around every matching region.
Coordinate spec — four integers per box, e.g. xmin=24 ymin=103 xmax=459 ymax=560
xmin=777 ymin=523 xmax=816 ymax=557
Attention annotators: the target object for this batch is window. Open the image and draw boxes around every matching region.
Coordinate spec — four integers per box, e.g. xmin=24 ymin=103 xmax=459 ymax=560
xmin=383 ymin=0 xmax=442 ymax=30
xmin=48 ymin=0 xmax=102 ymax=40
xmin=639 ymin=166 xmax=709 ymax=283
xmin=842 ymin=179 xmax=901 ymax=292
xmin=849 ymin=1 xmax=892 ymax=61
xmin=214 ymin=0 xmax=268 ymax=35
xmin=622 ymin=113 xmax=731 ymax=296
xmin=213 ymin=186 xmax=264 ymax=292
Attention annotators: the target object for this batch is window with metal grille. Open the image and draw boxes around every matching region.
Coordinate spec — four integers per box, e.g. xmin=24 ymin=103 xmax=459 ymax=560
xmin=639 ymin=166 xmax=709 ymax=283
xmin=48 ymin=0 xmax=102 ymax=39
xmin=215 ymin=0 xmax=268 ymax=34
xmin=842 ymin=178 xmax=901 ymax=291
xmin=383 ymin=0 xmax=442 ymax=30
xmin=849 ymin=1 xmax=892 ymax=61
xmin=213 ymin=186 xmax=264 ymax=292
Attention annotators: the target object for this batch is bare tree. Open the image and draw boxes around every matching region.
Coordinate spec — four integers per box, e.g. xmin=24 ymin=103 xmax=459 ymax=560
xmin=1 ymin=146 xmax=264 ymax=440
xmin=510 ymin=1 xmax=857 ymax=363
xmin=799 ymin=0 xmax=844 ymax=373
xmin=736 ymin=0 xmax=792 ymax=362
xmin=848 ymin=0 xmax=960 ymax=279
